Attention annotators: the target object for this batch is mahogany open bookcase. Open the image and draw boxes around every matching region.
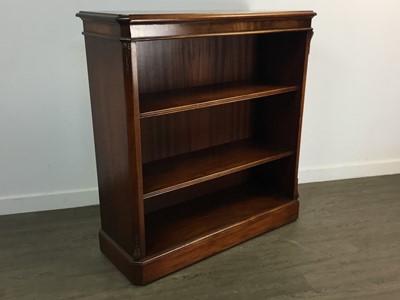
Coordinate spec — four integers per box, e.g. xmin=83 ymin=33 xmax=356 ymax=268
xmin=77 ymin=11 xmax=316 ymax=285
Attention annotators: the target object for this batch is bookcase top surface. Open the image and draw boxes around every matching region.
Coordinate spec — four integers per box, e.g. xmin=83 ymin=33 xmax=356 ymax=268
xmin=76 ymin=10 xmax=316 ymax=24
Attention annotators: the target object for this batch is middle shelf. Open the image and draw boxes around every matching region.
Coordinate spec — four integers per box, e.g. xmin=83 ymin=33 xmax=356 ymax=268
xmin=142 ymin=139 xmax=295 ymax=199
xmin=139 ymin=81 xmax=299 ymax=118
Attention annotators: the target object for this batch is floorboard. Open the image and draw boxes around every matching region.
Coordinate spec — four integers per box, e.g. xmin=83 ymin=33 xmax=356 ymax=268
xmin=0 ymin=174 xmax=400 ymax=300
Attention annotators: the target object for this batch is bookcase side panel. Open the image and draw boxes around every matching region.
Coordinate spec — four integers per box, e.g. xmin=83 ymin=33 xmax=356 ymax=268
xmin=84 ymin=34 xmax=145 ymax=258
xmin=292 ymin=30 xmax=314 ymax=197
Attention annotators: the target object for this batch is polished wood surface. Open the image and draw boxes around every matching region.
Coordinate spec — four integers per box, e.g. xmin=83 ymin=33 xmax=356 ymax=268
xmin=100 ymin=196 xmax=299 ymax=284
xmin=77 ymin=11 xmax=315 ymax=285
xmin=140 ymin=101 xmax=254 ymax=163
xmin=143 ymin=139 xmax=294 ymax=199
xmin=77 ymin=11 xmax=315 ymax=41
xmin=144 ymin=171 xmax=252 ymax=213
xmin=137 ymin=35 xmax=256 ymax=93
xmin=145 ymin=183 xmax=296 ymax=255
xmin=141 ymin=200 xmax=298 ymax=283
xmin=83 ymin=37 xmax=145 ymax=258
xmin=77 ymin=11 xmax=317 ymax=23
xmin=140 ymin=81 xmax=298 ymax=118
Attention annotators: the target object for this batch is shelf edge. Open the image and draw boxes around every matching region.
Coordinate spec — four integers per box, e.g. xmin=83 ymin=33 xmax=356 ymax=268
xmin=140 ymin=85 xmax=299 ymax=118
xmin=143 ymin=149 xmax=295 ymax=199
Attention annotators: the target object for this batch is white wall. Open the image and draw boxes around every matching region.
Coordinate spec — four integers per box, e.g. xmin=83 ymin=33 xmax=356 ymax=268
xmin=254 ymin=0 xmax=400 ymax=183
xmin=0 ymin=0 xmax=399 ymax=215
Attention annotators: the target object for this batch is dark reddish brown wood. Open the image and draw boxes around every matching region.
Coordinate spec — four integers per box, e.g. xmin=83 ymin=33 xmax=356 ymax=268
xmin=253 ymin=31 xmax=311 ymax=198
xmin=140 ymin=81 xmax=298 ymax=118
xmin=137 ymin=35 xmax=257 ymax=94
xmin=77 ymin=11 xmax=315 ymax=285
xmin=99 ymin=230 xmax=143 ymax=283
xmin=99 ymin=196 xmax=299 ymax=285
xmin=143 ymin=139 xmax=294 ymax=199
xmin=83 ymin=37 xmax=145 ymax=259
xmin=130 ymin=20 xmax=312 ymax=41
xmin=141 ymin=199 xmax=298 ymax=284
xmin=77 ymin=11 xmax=316 ymax=41
xmin=254 ymin=92 xmax=303 ymax=198
xmin=144 ymin=171 xmax=252 ymax=213
xmin=145 ymin=183 xmax=296 ymax=255
xmin=78 ymin=11 xmax=316 ymax=24
xmin=140 ymin=101 xmax=254 ymax=163
xmin=293 ymin=30 xmax=314 ymax=198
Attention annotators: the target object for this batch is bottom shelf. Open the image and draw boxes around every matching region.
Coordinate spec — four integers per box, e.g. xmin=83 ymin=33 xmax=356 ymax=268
xmin=145 ymin=183 xmax=296 ymax=256
xmin=99 ymin=184 xmax=299 ymax=285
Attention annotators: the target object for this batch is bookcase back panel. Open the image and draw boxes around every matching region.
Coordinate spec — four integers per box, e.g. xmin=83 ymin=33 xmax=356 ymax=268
xmin=141 ymin=101 xmax=254 ymax=163
xmin=140 ymin=91 xmax=302 ymax=164
xmin=144 ymin=170 xmax=252 ymax=213
xmin=136 ymin=31 xmax=308 ymax=96
xmin=136 ymin=35 xmax=257 ymax=94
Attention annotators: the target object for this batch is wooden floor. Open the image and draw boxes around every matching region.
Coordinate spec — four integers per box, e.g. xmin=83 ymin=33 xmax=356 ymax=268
xmin=1 ymin=175 xmax=400 ymax=300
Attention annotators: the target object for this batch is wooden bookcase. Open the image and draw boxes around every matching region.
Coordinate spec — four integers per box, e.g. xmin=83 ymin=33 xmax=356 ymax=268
xmin=77 ymin=11 xmax=316 ymax=285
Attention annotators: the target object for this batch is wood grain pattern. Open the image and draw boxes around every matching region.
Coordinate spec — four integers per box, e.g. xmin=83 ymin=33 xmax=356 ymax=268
xmin=145 ymin=183 xmax=296 ymax=255
xmin=77 ymin=11 xmax=315 ymax=285
xmin=140 ymin=101 xmax=254 ymax=163
xmin=84 ymin=36 xmax=145 ymax=258
xmin=143 ymin=139 xmax=294 ymax=199
xmin=98 ymin=196 xmax=299 ymax=285
xmin=140 ymin=81 xmax=298 ymax=118
xmin=77 ymin=11 xmax=316 ymax=41
xmin=137 ymin=35 xmax=256 ymax=94
xmin=144 ymin=171 xmax=252 ymax=213
xmin=130 ymin=20 xmax=312 ymax=41
xmin=141 ymin=200 xmax=299 ymax=285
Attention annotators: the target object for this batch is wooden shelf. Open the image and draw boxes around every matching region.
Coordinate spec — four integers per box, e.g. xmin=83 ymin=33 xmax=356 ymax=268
xmin=139 ymin=81 xmax=299 ymax=118
xmin=142 ymin=139 xmax=294 ymax=199
xmin=145 ymin=183 xmax=297 ymax=256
